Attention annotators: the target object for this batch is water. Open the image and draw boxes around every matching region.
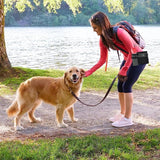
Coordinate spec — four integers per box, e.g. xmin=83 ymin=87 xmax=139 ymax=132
xmin=4 ymin=26 xmax=160 ymax=70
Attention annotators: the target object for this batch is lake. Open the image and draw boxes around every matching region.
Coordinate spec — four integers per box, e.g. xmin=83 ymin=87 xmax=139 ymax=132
xmin=4 ymin=26 xmax=160 ymax=70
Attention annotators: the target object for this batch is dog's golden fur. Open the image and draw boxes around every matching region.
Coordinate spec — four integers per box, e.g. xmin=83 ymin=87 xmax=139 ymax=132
xmin=7 ymin=67 xmax=84 ymax=131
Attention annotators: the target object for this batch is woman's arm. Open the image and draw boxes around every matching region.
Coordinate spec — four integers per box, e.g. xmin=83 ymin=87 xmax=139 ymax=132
xmin=85 ymin=38 xmax=108 ymax=77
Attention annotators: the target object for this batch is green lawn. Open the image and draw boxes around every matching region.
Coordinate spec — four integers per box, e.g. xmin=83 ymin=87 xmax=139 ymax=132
xmin=0 ymin=65 xmax=160 ymax=95
xmin=0 ymin=129 xmax=160 ymax=159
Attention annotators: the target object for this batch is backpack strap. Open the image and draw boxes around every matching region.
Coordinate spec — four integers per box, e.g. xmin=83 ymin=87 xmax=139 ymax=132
xmin=114 ymin=43 xmax=129 ymax=54
xmin=113 ymin=26 xmax=121 ymax=43
xmin=113 ymin=26 xmax=129 ymax=54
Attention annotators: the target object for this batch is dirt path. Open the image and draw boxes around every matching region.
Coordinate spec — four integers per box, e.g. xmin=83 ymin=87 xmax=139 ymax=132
xmin=0 ymin=89 xmax=160 ymax=141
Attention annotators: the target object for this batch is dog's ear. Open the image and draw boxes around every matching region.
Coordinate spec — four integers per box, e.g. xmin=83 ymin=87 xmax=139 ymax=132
xmin=80 ymin=68 xmax=85 ymax=77
xmin=64 ymin=71 xmax=68 ymax=79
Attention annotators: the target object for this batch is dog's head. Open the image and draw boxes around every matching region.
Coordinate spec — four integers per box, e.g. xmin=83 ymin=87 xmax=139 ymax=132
xmin=64 ymin=66 xmax=85 ymax=86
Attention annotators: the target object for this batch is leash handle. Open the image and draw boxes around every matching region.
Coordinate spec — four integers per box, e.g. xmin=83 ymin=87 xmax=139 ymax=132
xmin=71 ymin=75 xmax=118 ymax=107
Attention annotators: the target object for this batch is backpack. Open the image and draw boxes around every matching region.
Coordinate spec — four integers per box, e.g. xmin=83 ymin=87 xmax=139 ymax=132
xmin=113 ymin=21 xmax=145 ymax=54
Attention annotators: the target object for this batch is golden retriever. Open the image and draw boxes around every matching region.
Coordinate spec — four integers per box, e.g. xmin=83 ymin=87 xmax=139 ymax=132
xmin=7 ymin=66 xmax=84 ymax=131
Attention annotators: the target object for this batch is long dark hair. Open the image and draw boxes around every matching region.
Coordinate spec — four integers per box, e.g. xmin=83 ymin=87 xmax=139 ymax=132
xmin=90 ymin=11 xmax=116 ymax=50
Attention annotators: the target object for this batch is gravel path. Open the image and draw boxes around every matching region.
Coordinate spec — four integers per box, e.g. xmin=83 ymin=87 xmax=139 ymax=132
xmin=0 ymin=89 xmax=160 ymax=141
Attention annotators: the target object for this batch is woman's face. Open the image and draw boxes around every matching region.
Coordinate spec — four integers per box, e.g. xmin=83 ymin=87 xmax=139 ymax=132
xmin=91 ymin=22 xmax=102 ymax=36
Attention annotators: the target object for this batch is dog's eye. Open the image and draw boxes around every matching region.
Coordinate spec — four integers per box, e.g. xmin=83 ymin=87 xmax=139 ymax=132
xmin=69 ymin=70 xmax=72 ymax=73
xmin=76 ymin=70 xmax=79 ymax=72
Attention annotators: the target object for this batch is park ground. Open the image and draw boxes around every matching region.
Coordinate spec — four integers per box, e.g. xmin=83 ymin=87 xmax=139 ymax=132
xmin=0 ymin=89 xmax=160 ymax=141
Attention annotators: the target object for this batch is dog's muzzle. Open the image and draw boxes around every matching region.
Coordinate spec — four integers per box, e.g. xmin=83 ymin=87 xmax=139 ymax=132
xmin=71 ymin=74 xmax=79 ymax=83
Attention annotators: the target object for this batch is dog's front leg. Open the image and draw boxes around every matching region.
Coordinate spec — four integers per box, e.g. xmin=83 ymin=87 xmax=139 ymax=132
xmin=56 ymin=107 xmax=68 ymax=127
xmin=67 ymin=105 xmax=78 ymax=122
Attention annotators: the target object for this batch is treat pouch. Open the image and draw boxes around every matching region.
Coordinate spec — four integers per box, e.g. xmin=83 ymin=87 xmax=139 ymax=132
xmin=132 ymin=51 xmax=149 ymax=66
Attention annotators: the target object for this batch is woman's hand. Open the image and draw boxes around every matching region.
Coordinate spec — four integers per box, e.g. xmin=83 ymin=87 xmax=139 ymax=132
xmin=118 ymin=74 xmax=128 ymax=82
xmin=84 ymin=71 xmax=92 ymax=77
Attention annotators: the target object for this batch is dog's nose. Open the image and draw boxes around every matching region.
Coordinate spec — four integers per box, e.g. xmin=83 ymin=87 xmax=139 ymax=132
xmin=72 ymin=74 xmax=77 ymax=79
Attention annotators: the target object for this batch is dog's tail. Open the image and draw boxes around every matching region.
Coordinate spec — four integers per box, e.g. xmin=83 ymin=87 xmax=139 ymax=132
xmin=6 ymin=99 xmax=19 ymax=117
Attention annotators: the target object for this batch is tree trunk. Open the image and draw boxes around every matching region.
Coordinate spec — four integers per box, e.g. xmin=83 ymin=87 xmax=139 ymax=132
xmin=0 ymin=0 xmax=11 ymax=71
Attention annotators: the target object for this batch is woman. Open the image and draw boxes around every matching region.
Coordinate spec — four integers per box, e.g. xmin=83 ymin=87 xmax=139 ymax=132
xmin=84 ymin=11 xmax=146 ymax=127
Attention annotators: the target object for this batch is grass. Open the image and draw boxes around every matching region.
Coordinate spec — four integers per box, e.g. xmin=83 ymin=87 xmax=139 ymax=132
xmin=0 ymin=65 xmax=160 ymax=95
xmin=0 ymin=128 xmax=160 ymax=159
xmin=0 ymin=67 xmax=64 ymax=95
xmin=0 ymin=65 xmax=160 ymax=159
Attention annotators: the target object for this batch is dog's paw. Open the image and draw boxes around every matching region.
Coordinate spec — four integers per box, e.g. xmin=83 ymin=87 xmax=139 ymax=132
xmin=73 ymin=118 xmax=78 ymax=122
xmin=36 ymin=117 xmax=42 ymax=122
xmin=30 ymin=117 xmax=42 ymax=123
xmin=57 ymin=122 xmax=68 ymax=128
xmin=15 ymin=126 xmax=24 ymax=131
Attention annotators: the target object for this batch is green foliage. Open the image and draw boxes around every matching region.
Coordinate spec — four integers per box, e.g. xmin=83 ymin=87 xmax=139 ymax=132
xmin=103 ymin=0 xmax=124 ymax=13
xmin=64 ymin=0 xmax=82 ymax=15
xmin=43 ymin=0 xmax=64 ymax=13
xmin=4 ymin=0 xmax=160 ymax=26
xmin=0 ymin=128 xmax=160 ymax=159
xmin=4 ymin=0 xmax=81 ymax=16
xmin=4 ymin=0 xmax=34 ymax=14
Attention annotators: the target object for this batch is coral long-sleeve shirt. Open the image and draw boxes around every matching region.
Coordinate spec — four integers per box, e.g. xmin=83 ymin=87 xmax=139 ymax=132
xmin=85 ymin=28 xmax=142 ymax=77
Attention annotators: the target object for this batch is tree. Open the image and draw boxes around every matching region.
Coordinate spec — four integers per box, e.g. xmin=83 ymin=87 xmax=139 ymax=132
xmin=0 ymin=0 xmax=11 ymax=71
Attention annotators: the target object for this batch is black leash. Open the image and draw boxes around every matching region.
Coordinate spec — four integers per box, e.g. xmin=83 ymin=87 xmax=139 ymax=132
xmin=67 ymin=75 xmax=118 ymax=107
